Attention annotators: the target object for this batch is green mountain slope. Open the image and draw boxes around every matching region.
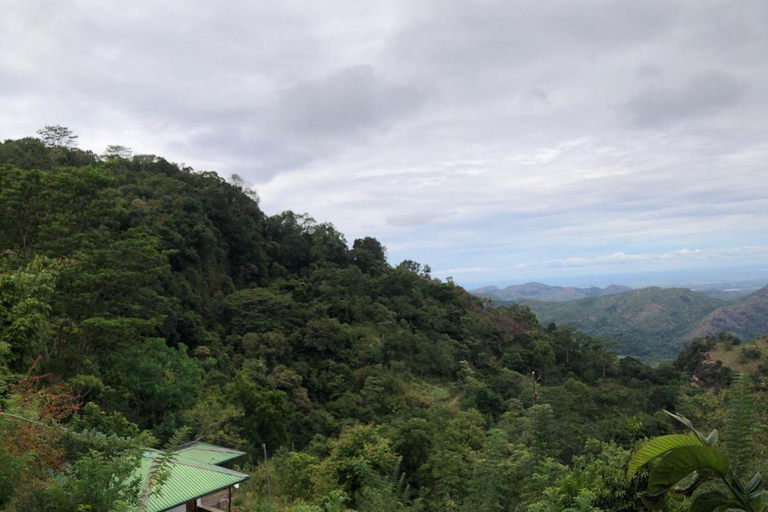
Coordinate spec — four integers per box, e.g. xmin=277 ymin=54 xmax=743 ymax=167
xmin=473 ymin=282 xmax=631 ymax=301
xmin=0 ymin=132 xmax=745 ymax=512
xmin=522 ymin=287 xmax=727 ymax=360
xmin=687 ymin=285 xmax=768 ymax=342
xmin=0 ymin=135 xmax=669 ymax=452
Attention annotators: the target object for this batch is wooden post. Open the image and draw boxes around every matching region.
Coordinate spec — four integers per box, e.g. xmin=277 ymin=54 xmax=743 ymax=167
xmin=262 ymin=443 xmax=273 ymax=509
xmin=228 ymin=486 xmax=232 ymax=512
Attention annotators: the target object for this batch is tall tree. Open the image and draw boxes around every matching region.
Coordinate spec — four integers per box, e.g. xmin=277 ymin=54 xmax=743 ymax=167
xmin=36 ymin=125 xmax=79 ymax=148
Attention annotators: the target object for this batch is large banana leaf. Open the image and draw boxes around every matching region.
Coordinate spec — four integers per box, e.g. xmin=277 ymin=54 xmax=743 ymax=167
xmin=648 ymin=446 xmax=730 ymax=495
xmin=628 ymin=434 xmax=702 ymax=481
xmin=690 ymin=491 xmax=743 ymax=512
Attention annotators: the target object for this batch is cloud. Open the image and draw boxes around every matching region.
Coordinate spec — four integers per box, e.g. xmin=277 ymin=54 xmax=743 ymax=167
xmin=275 ymin=65 xmax=425 ymax=138
xmin=621 ymin=70 xmax=746 ymax=127
xmin=2 ymin=0 xmax=768 ymax=286
xmin=432 ymin=266 xmax=490 ymax=277
xmin=635 ymin=65 xmax=663 ymax=80
xmin=387 ymin=211 xmax=441 ymax=228
xmin=555 ymin=247 xmax=768 ymax=269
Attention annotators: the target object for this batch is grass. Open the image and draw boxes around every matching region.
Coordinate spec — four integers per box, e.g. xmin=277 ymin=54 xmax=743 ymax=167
xmin=707 ymin=335 xmax=768 ymax=373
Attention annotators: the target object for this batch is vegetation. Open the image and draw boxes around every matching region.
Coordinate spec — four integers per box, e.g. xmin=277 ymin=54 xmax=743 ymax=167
xmin=629 ymin=376 xmax=766 ymax=512
xmin=520 ymin=288 xmax=730 ymax=361
xmin=687 ymin=287 xmax=768 ymax=344
xmin=1 ymin=129 xmax=768 ymax=511
xmin=473 ymin=282 xmax=631 ymax=302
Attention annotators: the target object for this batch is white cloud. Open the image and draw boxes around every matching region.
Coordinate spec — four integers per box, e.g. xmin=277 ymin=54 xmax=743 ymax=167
xmin=555 ymin=247 xmax=768 ymax=269
xmin=432 ymin=266 xmax=490 ymax=276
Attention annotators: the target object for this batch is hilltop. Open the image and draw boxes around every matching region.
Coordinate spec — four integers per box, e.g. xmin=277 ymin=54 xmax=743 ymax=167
xmin=472 ymin=282 xmax=631 ymax=302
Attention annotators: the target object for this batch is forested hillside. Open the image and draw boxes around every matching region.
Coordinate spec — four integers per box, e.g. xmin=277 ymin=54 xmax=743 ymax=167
xmin=522 ymin=287 xmax=768 ymax=362
xmin=686 ymin=286 xmax=768 ymax=343
xmin=521 ymin=288 xmax=729 ymax=361
xmin=1 ymin=133 xmax=767 ymax=512
xmin=473 ymin=282 xmax=631 ymax=302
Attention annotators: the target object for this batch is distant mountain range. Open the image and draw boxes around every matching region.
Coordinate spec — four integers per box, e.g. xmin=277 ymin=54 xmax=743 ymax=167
xmin=472 ymin=282 xmax=631 ymax=302
xmin=479 ymin=284 xmax=768 ymax=362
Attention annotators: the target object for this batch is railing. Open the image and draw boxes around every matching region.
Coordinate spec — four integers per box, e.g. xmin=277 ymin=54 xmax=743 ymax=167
xmin=198 ymin=490 xmax=230 ymax=512
xmin=197 ymin=505 xmax=225 ymax=512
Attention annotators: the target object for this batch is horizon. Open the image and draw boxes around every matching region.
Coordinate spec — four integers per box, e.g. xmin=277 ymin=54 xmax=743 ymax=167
xmin=3 ymin=1 xmax=767 ymax=285
xmin=460 ymin=265 xmax=768 ymax=291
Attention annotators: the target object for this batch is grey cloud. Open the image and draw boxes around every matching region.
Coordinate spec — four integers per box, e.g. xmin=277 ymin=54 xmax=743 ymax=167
xmin=275 ymin=65 xmax=426 ymax=138
xmin=390 ymin=0 xmax=676 ymax=76
xmin=622 ymin=71 xmax=745 ymax=128
xmin=387 ymin=211 xmax=441 ymax=228
xmin=635 ymin=65 xmax=663 ymax=80
xmin=177 ymin=66 xmax=427 ymax=179
xmin=520 ymin=88 xmax=549 ymax=105
xmin=3 ymin=0 xmax=768 ymax=285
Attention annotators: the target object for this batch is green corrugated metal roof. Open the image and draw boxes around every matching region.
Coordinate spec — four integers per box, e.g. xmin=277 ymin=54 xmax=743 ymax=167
xmin=134 ymin=445 xmax=249 ymax=512
xmin=174 ymin=441 xmax=246 ymax=466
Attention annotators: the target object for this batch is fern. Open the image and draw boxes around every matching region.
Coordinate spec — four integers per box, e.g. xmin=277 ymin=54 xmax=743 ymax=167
xmin=353 ymin=456 xmax=422 ymax=512
xmin=725 ymin=373 xmax=754 ymax=478
xmin=139 ymin=427 xmax=190 ymax=511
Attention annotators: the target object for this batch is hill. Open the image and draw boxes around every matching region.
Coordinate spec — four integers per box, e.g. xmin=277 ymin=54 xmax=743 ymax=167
xmin=705 ymin=334 xmax=768 ymax=374
xmin=673 ymin=332 xmax=768 ymax=388
xmin=8 ymin=132 xmax=768 ymax=512
xmin=472 ymin=282 xmax=631 ymax=301
xmin=1 ymin=133 xmax=695 ymax=512
xmin=687 ymin=285 xmax=768 ymax=342
xmin=522 ymin=287 xmax=727 ymax=360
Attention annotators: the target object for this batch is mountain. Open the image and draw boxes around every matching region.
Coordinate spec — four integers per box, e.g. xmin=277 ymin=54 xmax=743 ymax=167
xmin=686 ymin=285 xmax=768 ymax=342
xmin=6 ymin=132 xmax=767 ymax=512
xmin=472 ymin=282 xmax=631 ymax=302
xmin=522 ymin=287 xmax=728 ymax=361
xmin=2 ymin=134 xmax=698 ymax=512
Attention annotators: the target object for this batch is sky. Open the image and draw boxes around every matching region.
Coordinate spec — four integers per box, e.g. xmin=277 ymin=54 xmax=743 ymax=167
xmin=2 ymin=0 xmax=768 ymax=289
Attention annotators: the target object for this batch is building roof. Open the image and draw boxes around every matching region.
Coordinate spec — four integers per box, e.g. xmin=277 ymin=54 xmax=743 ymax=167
xmin=135 ymin=442 xmax=249 ymax=512
xmin=174 ymin=441 xmax=247 ymax=466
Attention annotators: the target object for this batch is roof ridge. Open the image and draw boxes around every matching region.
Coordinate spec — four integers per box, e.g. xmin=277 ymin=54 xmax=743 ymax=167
xmin=176 ymin=445 xmax=245 ymax=454
xmin=169 ymin=458 xmax=249 ymax=478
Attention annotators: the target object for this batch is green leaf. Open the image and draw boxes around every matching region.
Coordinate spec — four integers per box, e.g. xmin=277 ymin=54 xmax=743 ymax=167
xmin=664 ymin=410 xmax=696 ymax=430
xmin=690 ymin=491 xmax=743 ymax=512
xmin=748 ymin=491 xmax=766 ymax=511
xmin=745 ymin=473 xmax=764 ymax=495
xmin=648 ymin=446 xmax=729 ymax=495
xmin=672 ymin=470 xmax=709 ymax=496
xmin=628 ymin=434 xmax=702 ymax=481
xmin=664 ymin=410 xmax=709 ymax=444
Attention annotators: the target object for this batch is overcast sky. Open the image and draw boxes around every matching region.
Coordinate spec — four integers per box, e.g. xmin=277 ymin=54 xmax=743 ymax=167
xmin=2 ymin=0 xmax=768 ymax=288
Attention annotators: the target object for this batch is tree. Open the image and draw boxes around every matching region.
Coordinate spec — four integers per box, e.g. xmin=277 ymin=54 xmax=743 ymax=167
xmin=319 ymin=423 xmax=401 ymax=505
xmin=352 ymin=237 xmax=388 ymax=276
xmin=36 ymin=125 xmax=79 ymax=148
xmin=0 ymin=167 xmax=48 ymax=260
xmin=103 ymin=145 xmax=133 ymax=159
xmin=0 ymin=367 xmax=145 ymax=511
xmin=0 ymin=258 xmax=57 ymax=370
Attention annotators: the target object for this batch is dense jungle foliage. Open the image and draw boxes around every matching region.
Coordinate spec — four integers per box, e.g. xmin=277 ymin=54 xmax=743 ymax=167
xmin=1 ymin=131 xmax=767 ymax=511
